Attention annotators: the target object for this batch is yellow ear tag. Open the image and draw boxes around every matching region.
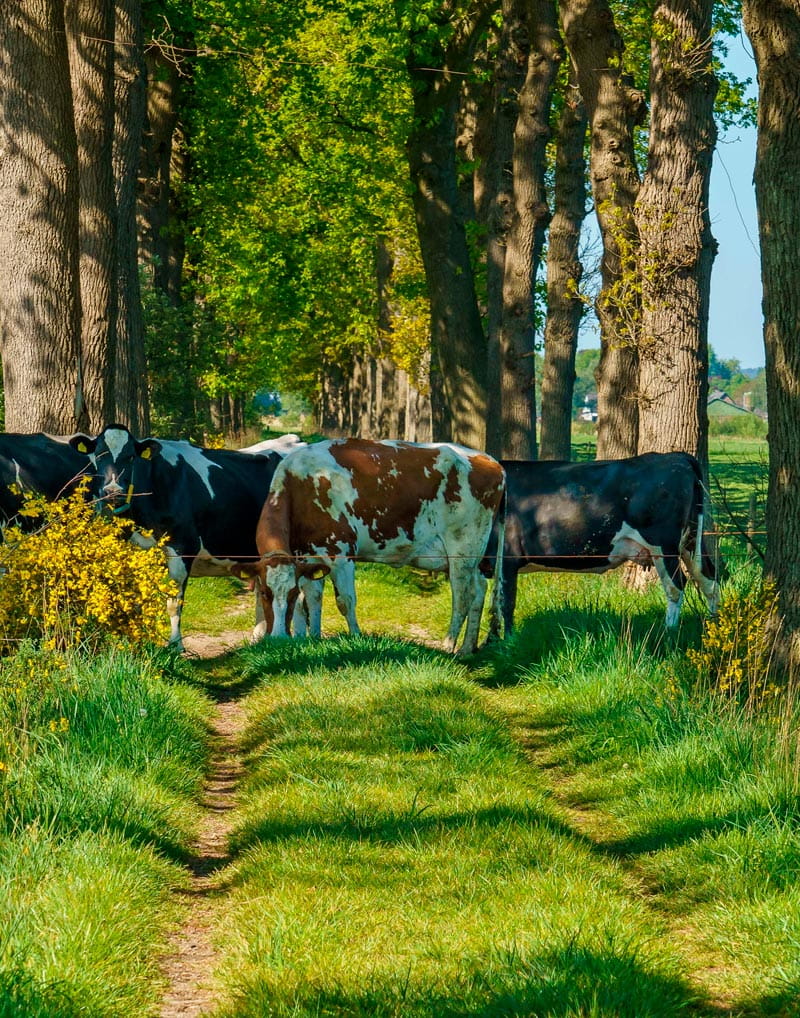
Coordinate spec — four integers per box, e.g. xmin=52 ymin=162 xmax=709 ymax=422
xmin=140 ymin=447 xmax=152 ymax=460
xmin=77 ymin=441 xmax=89 ymax=453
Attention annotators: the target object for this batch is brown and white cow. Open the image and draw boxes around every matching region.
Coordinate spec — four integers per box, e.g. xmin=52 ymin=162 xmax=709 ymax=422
xmin=247 ymin=438 xmax=506 ymax=654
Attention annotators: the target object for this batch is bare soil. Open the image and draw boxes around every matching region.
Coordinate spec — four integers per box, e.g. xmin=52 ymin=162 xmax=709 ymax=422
xmin=158 ymin=652 xmax=247 ymax=1018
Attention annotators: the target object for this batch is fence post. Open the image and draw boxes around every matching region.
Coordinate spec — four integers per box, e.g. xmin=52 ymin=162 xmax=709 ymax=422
xmin=747 ymin=491 xmax=757 ymax=563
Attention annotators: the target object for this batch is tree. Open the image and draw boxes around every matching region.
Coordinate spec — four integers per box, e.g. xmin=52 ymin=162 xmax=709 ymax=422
xmin=539 ymin=68 xmax=588 ymax=460
xmin=66 ymin=0 xmax=118 ymax=431
xmin=743 ymin=0 xmax=800 ymax=671
xmin=113 ymin=0 xmax=150 ymax=432
xmin=400 ymin=0 xmax=495 ymax=447
xmin=0 ymin=0 xmax=85 ymax=433
xmin=634 ymin=0 xmax=717 ymax=470
xmin=560 ymin=0 xmax=646 ymax=459
xmin=488 ymin=0 xmax=561 ymax=459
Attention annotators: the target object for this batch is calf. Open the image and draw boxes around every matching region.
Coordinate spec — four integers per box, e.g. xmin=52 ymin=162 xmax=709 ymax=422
xmin=484 ymin=452 xmax=719 ymax=635
xmin=70 ymin=426 xmax=315 ymax=650
xmin=247 ymin=438 xmax=506 ymax=655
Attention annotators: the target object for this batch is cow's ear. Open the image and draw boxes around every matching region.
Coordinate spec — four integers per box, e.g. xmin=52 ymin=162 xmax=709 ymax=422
xmin=300 ymin=562 xmax=330 ymax=581
xmin=136 ymin=439 xmax=161 ymax=461
xmin=69 ymin=434 xmax=96 ymax=455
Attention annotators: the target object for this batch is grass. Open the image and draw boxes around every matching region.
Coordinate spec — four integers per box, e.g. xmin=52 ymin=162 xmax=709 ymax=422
xmin=208 ymin=636 xmax=700 ymax=1018
xmin=0 ymin=643 xmax=212 ymax=1016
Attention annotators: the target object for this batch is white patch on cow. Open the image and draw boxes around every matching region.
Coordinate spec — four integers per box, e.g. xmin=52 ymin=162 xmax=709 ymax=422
xmin=239 ymin=434 xmax=307 ymax=457
xmin=103 ymin=428 xmax=132 ymax=462
xmin=157 ymin=441 xmax=220 ymax=497
xmin=611 ymin=523 xmax=684 ymax=625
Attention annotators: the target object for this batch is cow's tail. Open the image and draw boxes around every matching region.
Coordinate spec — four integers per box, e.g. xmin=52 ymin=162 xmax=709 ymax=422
xmin=682 ymin=455 xmax=720 ymax=613
xmin=487 ymin=486 xmax=506 ymax=640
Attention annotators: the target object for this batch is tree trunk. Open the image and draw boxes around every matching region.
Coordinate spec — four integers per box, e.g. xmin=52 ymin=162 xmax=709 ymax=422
xmin=496 ymin=0 xmax=560 ymax=459
xmin=140 ymin=47 xmax=180 ymax=298
xmin=743 ymin=0 xmax=800 ymax=671
xmin=0 ymin=0 xmax=85 ymax=433
xmin=114 ymin=0 xmax=150 ymax=433
xmin=635 ymin=0 xmax=717 ymax=471
xmin=539 ymin=71 xmax=588 ymax=461
xmin=484 ymin=0 xmax=530 ymax=457
xmin=66 ymin=0 xmax=118 ymax=432
xmin=560 ymin=0 xmax=645 ymax=459
xmin=404 ymin=7 xmax=491 ymax=448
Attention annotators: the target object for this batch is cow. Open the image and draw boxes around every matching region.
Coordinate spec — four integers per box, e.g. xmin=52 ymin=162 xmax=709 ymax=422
xmin=483 ymin=452 xmax=720 ymax=637
xmin=238 ymin=434 xmax=307 ymax=456
xmin=69 ymin=425 xmax=317 ymax=651
xmin=245 ymin=438 xmax=506 ymax=655
xmin=0 ymin=433 xmax=89 ymax=525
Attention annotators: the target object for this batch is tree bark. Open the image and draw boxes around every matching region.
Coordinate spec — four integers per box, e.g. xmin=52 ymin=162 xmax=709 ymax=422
xmin=403 ymin=5 xmax=491 ymax=448
xmin=539 ymin=71 xmax=588 ymax=461
xmin=743 ymin=0 xmax=800 ymax=671
xmin=635 ymin=0 xmax=717 ymax=472
xmin=560 ymin=0 xmax=645 ymax=459
xmin=497 ymin=0 xmax=560 ymax=459
xmin=66 ymin=0 xmax=118 ymax=432
xmin=114 ymin=0 xmax=150 ymax=433
xmin=0 ymin=0 xmax=85 ymax=433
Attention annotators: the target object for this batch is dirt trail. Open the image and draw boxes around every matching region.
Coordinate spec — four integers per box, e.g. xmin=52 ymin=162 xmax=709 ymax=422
xmin=159 ymin=636 xmax=248 ymax=1018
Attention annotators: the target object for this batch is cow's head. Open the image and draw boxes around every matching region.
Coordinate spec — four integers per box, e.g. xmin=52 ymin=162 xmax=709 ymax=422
xmin=237 ymin=552 xmax=329 ymax=638
xmin=70 ymin=426 xmax=161 ymax=514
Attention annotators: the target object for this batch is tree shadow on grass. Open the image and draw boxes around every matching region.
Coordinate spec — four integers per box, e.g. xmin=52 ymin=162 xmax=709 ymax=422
xmin=222 ymin=944 xmax=710 ymax=1018
xmin=236 ymin=633 xmax=451 ymax=681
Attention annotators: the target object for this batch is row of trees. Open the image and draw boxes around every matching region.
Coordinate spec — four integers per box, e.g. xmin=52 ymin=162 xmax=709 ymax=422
xmin=2 ymin=1 xmax=800 ymax=667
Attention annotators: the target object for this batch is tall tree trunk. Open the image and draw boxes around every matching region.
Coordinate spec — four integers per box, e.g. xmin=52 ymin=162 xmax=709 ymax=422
xmin=0 ymin=0 xmax=85 ymax=433
xmin=539 ymin=71 xmax=588 ymax=460
xmin=560 ymin=0 xmax=645 ymax=459
xmin=496 ymin=0 xmax=560 ymax=459
xmin=140 ymin=47 xmax=180 ymax=297
xmin=484 ymin=0 xmax=530 ymax=457
xmin=743 ymin=0 xmax=800 ymax=671
xmin=403 ymin=5 xmax=491 ymax=448
xmin=113 ymin=0 xmax=150 ymax=433
xmin=635 ymin=0 xmax=717 ymax=472
xmin=66 ymin=0 xmax=118 ymax=432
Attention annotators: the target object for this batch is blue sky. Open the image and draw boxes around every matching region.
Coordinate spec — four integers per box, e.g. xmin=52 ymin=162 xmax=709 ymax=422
xmin=708 ymin=33 xmax=761 ymax=368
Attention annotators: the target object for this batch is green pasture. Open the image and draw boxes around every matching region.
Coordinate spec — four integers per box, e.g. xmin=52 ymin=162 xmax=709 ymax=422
xmin=2 ymin=430 xmax=791 ymax=1017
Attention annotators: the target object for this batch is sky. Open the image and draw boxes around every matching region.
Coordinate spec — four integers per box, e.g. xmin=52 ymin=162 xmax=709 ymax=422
xmin=579 ymin=31 xmax=764 ymax=371
xmin=708 ymin=33 xmax=762 ymax=369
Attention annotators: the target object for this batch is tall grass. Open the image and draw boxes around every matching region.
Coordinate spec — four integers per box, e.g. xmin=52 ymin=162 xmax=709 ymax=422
xmin=0 ymin=644 xmax=211 ymax=1016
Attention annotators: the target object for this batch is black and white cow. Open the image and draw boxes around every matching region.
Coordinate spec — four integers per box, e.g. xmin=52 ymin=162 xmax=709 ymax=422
xmin=0 ymin=433 xmax=89 ymax=525
xmin=484 ymin=452 xmax=720 ymax=636
xmin=70 ymin=425 xmax=313 ymax=650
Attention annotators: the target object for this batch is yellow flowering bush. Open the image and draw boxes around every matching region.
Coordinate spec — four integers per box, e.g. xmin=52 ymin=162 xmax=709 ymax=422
xmin=0 ymin=482 xmax=176 ymax=650
xmin=687 ymin=575 xmax=780 ymax=705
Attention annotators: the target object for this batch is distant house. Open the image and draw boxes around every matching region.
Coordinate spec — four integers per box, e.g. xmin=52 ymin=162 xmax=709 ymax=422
xmin=707 ymin=389 xmax=755 ymax=418
xmin=577 ymin=391 xmax=598 ymax=422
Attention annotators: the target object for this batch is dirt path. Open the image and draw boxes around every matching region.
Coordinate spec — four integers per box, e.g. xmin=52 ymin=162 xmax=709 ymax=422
xmin=159 ymin=644 xmax=247 ymax=1018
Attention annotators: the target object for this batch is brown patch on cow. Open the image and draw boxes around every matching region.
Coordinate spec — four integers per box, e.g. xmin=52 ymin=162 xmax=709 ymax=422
xmin=330 ymin=440 xmax=445 ymax=548
xmin=467 ymin=454 xmax=505 ymax=510
xmin=282 ymin=472 xmax=357 ymax=558
xmin=443 ymin=464 xmax=462 ymax=505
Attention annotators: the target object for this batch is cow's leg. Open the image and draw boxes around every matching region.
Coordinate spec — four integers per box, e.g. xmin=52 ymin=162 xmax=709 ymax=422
xmin=653 ymin=551 xmax=685 ymax=628
xmin=298 ymin=576 xmax=324 ymax=637
xmin=291 ymin=590 xmax=308 ymax=638
xmin=502 ymin=565 xmax=519 ymax=637
xmin=459 ymin=569 xmax=487 ymax=655
xmin=331 ymin=560 xmax=360 ymax=635
xmin=165 ymin=553 xmax=189 ymax=651
xmin=444 ymin=560 xmax=474 ymax=653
